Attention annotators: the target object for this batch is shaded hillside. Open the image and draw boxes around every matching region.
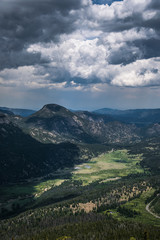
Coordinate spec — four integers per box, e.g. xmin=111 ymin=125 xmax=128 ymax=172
xmin=0 ymin=113 xmax=80 ymax=184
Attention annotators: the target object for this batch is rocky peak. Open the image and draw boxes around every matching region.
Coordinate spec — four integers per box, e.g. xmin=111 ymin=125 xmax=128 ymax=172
xmin=42 ymin=104 xmax=66 ymax=112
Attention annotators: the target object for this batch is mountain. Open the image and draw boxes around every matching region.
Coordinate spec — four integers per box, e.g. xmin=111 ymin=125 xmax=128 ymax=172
xmin=0 ymin=107 xmax=36 ymax=117
xmin=2 ymin=103 xmax=160 ymax=184
xmin=2 ymin=103 xmax=160 ymax=147
xmin=24 ymin=104 xmax=97 ymax=143
xmin=0 ymin=112 xmax=80 ymax=184
xmin=0 ymin=104 xmax=146 ymax=183
xmin=23 ymin=104 xmax=141 ymax=144
xmin=94 ymin=108 xmax=160 ymax=126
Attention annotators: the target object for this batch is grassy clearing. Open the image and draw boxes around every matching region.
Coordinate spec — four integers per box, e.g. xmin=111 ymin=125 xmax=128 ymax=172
xmin=109 ymin=189 xmax=160 ymax=226
xmin=71 ymin=150 xmax=143 ymax=185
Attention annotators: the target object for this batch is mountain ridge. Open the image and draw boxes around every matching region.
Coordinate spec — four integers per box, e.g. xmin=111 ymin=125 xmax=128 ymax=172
xmin=22 ymin=103 xmax=141 ymax=144
xmin=93 ymin=108 xmax=160 ymax=125
xmin=0 ymin=107 xmax=36 ymax=117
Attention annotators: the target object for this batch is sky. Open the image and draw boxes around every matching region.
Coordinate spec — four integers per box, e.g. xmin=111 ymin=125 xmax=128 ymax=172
xmin=0 ymin=0 xmax=160 ymax=111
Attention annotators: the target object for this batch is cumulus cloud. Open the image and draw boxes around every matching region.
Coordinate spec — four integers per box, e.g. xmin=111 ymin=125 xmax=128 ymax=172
xmin=0 ymin=65 xmax=69 ymax=89
xmin=111 ymin=58 xmax=160 ymax=87
xmin=0 ymin=0 xmax=160 ymax=89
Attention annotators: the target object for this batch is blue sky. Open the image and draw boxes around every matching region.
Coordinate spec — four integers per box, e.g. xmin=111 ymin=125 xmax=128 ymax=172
xmin=92 ymin=0 xmax=123 ymax=5
xmin=0 ymin=0 xmax=160 ymax=110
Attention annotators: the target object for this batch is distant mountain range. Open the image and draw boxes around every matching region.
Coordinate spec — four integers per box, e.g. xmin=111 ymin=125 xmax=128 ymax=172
xmin=93 ymin=108 xmax=160 ymax=125
xmin=1 ymin=103 xmax=160 ymax=146
xmin=1 ymin=105 xmax=160 ymax=125
xmin=1 ymin=103 xmax=160 ymax=184
xmin=0 ymin=107 xmax=36 ymax=117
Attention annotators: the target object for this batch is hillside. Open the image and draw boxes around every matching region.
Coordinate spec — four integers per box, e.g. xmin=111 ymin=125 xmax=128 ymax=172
xmin=22 ymin=104 xmax=141 ymax=144
xmin=0 ymin=112 xmax=80 ymax=184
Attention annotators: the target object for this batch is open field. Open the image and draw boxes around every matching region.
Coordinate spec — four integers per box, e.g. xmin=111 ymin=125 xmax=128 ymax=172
xmin=71 ymin=150 xmax=144 ymax=184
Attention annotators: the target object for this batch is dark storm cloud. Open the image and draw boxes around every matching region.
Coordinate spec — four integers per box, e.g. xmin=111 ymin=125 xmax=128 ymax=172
xmin=0 ymin=0 xmax=83 ymax=70
xmin=148 ymin=0 xmax=160 ymax=10
xmin=108 ymin=44 xmax=141 ymax=65
xmin=0 ymin=49 xmax=49 ymax=70
xmin=1 ymin=0 xmax=160 ymax=89
xmin=108 ymin=37 xmax=160 ymax=66
xmin=133 ymin=39 xmax=160 ymax=59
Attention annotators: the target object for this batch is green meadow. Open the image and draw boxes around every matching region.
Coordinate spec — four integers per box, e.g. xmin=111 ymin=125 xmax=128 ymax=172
xmin=71 ymin=150 xmax=144 ymax=185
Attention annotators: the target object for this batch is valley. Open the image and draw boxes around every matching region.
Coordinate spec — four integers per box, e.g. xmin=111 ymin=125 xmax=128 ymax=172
xmin=0 ymin=149 xmax=144 ymax=213
xmin=0 ymin=104 xmax=160 ymax=239
xmin=1 ymin=0 xmax=160 ymax=238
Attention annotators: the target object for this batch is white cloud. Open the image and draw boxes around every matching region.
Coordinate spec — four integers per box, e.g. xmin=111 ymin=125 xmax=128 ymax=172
xmin=0 ymin=66 xmax=68 ymax=89
xmin=26 ymin=23 xmax=159 ymax=88
xmin=27 ymin=38 xmax=108 ymax=81
xmin=111 ymin=58 xmax=160 ymax=87
xmin=2 ymin=0 xmax=160 ymax=90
